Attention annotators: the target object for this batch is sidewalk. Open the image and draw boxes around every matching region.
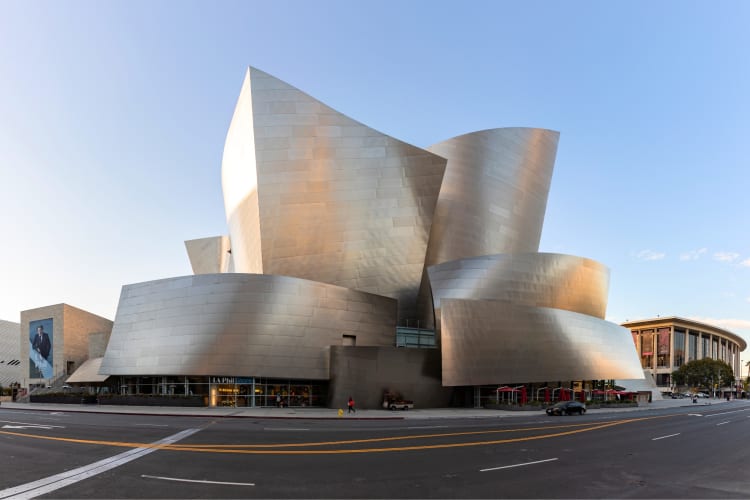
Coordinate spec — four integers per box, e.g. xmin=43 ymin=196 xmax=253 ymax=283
xmin=0 ymin=398 xmax=731 ymax=420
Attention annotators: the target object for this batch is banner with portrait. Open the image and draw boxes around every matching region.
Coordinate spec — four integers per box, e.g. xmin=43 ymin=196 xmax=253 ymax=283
xmin=29 ymin=318 xmax=53 ymax=379
xmin=657 ymin=328 xmax=670 ymax=355
xmin=640 ymin=329 xmax=654 ymax=356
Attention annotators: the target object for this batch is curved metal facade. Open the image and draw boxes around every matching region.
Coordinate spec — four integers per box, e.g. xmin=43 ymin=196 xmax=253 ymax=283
xmin=428 ymin=253 xmax=610 ymax=333
xmin=222 ymin=67 xmax=446 ymax=322
xmin=100 ymin=274 xmax=396 ymax=379
xmin=424 ymin=128 xmax=559 ymax=267
xmin=0 ymin=319 xmax=20 ymax=387
xmin=416 ymin=128 xmax=559 ymax=327
xmin=440 ymin=300 xmax=645 ymax=385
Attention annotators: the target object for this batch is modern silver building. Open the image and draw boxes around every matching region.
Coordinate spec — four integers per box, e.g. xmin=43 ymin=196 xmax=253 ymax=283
xmin=0 ymin=319 xmax=21 ymax=388
xmin=88 ymin=66 xmax=644 ymax=408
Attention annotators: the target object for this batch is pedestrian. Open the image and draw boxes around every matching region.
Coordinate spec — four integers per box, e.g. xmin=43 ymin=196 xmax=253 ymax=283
xmin=276 ymin=393 xmax=282 ymax=408
xmin=347 ymin=396 xmax=356 ymax=413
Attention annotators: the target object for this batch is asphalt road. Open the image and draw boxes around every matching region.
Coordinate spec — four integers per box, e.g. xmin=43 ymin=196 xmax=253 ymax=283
xmin=1 ymin=402 xmax=749 ymax=499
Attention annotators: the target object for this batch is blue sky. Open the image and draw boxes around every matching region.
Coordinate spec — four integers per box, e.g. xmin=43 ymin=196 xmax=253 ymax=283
xmin=1 ymin=2 xmax=749 ymax=365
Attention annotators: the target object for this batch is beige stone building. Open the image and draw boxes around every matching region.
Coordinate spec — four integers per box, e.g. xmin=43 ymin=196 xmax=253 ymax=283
xmin=21 ymin=304 xmax=112 ymax=390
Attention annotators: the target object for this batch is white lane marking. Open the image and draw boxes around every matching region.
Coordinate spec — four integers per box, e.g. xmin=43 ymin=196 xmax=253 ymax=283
xmin=263 ymin=428 xmax=309 ymax=431
xmin=652 ymin=433 xmax=680 ymax=441
xmin=704 ymin=409 xmax=750 ymax=417
xmin=141 ymin=475 xmax=255 ymax=486
xmin=480 ymin=458 xmax=558 ymax=472
xmin=0 ymin=411 xmax=63 ymax=418
xmin=2 ymin=425 xmax=57 ymax=430
xmin=716 ymin=421 xmax=730 ymax=426
xmin=688 ymin=414 xmax=703 ymax=417
xmin=0 ymin=428 xmax=200 ymax=499
xmin=0 ymin=420 xmax=64 ymax=429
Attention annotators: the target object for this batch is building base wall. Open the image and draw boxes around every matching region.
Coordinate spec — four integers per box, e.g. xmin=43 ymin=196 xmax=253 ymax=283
xmin=328 ymin=346 xmax=453 ymax=410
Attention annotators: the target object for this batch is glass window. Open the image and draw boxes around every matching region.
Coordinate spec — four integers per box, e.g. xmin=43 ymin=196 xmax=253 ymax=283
xmin=688 ymin=333 xmax=698 ymax=361
xmin=673 ymin=329 xmax=685 ymax=367
xmin=396 ymin=327 xmax=436 ymax=348
xmin=702 ymin=335 xmax=710 ymax=359
xmin=657 ymin=328 xmax=670 ymax=367
xmin=254 ymin=378 xmax=328 ymax=407
xmin=641 ymin=330 xmax=654 ymax=369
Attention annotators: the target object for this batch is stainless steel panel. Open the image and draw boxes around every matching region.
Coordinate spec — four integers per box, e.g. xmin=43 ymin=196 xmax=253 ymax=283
xmin=100 ymin=274 xmax=397 ymax=379
xmin=440 ymin=299 xmax=644 ymax=386
xmin=185 ymin=236 xmax=232 ymax=274
xmin=425 ymin=128 xmax=559 ymax=266
xmin=222 ymin=67 xmax=447 ymax=322
xmin=428 ymin=253 xmax=611 ymax=340
xmin=0 ymin=319 xmax=20 ymax=386
xmin=417 ymin=128 xmax=559 ymax=326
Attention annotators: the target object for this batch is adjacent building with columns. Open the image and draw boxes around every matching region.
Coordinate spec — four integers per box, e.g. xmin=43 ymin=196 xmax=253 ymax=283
xmin=622 ymin=317 xmax=745 ymax=393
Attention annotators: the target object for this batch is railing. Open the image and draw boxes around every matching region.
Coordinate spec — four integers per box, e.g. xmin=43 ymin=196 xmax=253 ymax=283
xmin=47 ymin=369 xmax=69 ymax=388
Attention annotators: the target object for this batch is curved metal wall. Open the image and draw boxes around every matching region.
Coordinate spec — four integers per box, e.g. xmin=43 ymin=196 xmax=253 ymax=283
xmin=428 ymin=253 xmax=610 ymax=334
xmin=440 ymin=299 xmax=644 ymax=386
xmin=424 ymin=128 xmax=559 ymax=267
xmin=0 ymin=319 xmax=20 ymax=387
xmin=99 ymin=274 xmax=397 ymax=379
xmin=222 ymin=67 xmax=446 ymax=322
xmin=417 ymin=128 xmax=559 ymax=326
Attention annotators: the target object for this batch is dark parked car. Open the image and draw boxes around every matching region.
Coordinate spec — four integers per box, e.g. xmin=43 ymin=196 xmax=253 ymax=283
xmin=545 ymin=401 xmax=586 ymax=416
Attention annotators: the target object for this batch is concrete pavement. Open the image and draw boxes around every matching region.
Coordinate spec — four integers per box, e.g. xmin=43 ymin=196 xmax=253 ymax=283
xmin=0 ymin=397 xmax=731 ymax=420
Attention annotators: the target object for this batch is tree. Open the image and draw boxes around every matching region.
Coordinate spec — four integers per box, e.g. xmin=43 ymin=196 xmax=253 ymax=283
xmin=671 ymin=358 xmax=734 ymax=390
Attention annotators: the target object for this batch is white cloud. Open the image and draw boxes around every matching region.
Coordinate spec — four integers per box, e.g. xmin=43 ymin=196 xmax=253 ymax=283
xmin=635 ymin=249 xmax=665 ymax=261
xmin=679 ymin=248 xmax=707 ymax=261
xmin=713 ymin=251 xmax=740 ymax=263
xmin=740 ymin=258 xmax=750 ymax=268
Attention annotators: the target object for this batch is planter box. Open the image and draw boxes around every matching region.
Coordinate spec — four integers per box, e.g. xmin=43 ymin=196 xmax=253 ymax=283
xmin=30 ymin=395 xmax=85 ymax=404
xmin=97 ymin=395 xmax=205 ymax=407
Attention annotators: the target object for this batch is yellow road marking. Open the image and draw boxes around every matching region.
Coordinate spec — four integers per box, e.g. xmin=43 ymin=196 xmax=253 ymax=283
xmin=0 ymin=414 xmax=676 ymax=455
xmin=168 ymin=421 xmax=618 ymax=448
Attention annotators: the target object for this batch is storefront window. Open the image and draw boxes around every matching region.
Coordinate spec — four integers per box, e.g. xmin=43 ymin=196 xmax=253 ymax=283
xmin=253 ymin=378 xmax=328 ymax=407
xmin=103 ymin=375 xmax=329 ymax=407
